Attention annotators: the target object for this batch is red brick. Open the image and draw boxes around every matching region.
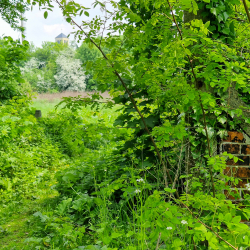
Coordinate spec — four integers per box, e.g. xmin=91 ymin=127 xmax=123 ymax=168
xmin=224 ymin=167 xmax=250 ymax=178
xmin=224 ymin=167 xmax=236 ymax=176
xmin=223 ymin=132 xmax=245 ymax=143
xmin=242 ymin=190 xmax=250 ymax=199
xmin=226 ymin=156 xmax=249 ymax=166
xmin=241 ymin=145 xmax=250 ymax=155
xmin=235 ymin=167 xmax=250 ymax=178
xmin=222 ymin=144 xmax=240 ymax=154
xmin=226 ymin=179 xmax=249 ymax=188
xmin=224 ymin=190 xmax=241 ymax=200
xmin=237 ymin=179 xmax=249 ymax=188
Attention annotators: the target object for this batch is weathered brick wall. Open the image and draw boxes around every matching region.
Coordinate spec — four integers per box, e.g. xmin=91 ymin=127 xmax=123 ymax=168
xmin=222 ymin=131 xmax=250 ymax=200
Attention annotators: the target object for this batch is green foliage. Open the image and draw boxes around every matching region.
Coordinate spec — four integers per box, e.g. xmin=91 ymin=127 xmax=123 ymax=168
xmin=0 ymin=0 xmax=28 ymax=31
xmin=32 ymin=41 xmax=67 ymax=62
xmin=0 ymin=95 xmax=63 ymax=200
xmin=75 ymin=41 xmax=112 ymax=91
xmin=1 ymin=0 xmax=250 ymax=249
xmin=0 ymin=36 xmax=29 ymax=100
xmin=22 ymin=41 xmax=68 ymax=93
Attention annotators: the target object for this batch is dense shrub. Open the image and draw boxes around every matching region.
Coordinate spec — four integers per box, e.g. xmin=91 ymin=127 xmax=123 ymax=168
xmin=0 ymin=95 xmax=62 ymax=198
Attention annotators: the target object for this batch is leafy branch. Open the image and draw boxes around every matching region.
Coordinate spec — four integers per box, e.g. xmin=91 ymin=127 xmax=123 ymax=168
xmin=53 ymin=0 xmax=177 ymax=195
xmin=165 ymin=0 xmax=216 ymax=197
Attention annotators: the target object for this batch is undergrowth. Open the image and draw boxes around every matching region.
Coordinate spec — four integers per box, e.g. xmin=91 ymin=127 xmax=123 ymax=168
xmin=0 ymin=95 xmax=250 ymax=249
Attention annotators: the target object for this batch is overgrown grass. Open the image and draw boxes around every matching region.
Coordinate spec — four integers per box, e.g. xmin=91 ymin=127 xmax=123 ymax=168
xmin=0 ymin=166 xmax=61 ymax=249
xmin=30 ymin=98 xmax=61 ymax=117
xmin=1 ymin=191 xmax=59 ymax=249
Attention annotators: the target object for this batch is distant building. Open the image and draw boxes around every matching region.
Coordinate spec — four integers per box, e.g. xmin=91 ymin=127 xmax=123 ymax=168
xmin=55 ymin=33 xmax=69 ymax=44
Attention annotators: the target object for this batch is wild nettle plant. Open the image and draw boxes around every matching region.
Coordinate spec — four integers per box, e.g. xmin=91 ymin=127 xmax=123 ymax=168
xmin=26 ymin=0 xmax=250 ymax=249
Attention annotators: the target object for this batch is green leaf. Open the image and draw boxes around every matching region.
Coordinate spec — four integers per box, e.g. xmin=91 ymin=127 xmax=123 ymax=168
xmin=139 ymin=116 xmax=158 ymax=128
xmin=207 ymin=127 xmax=215 ymax=139
xmin=164 ymin=188 xmax=176 ymax=193
xmin=233 ymin=156 xmax=238 ymax=163
xmin=66 ymin=17 xmax=71 ymax=23
xmin=224 ymin=213 xmax=232 ymax=222
xmin=44 ymin=11 xmax=48 ymax=19
xmin=33 ymin=211 xmax=49 ymax=222
xmin=218 ymin=116 xmax=227 ymax=124
xmin=217 ymin=14 xmax=223 ymax=23
xmin=214 ymin=110 xmax=222 ymax=116
xmin=126 ymin=231 xmax=135 ymax=237
xmin=185 ymin=48 xmax=191 ymax=56
xmin=221 ymin=27 xmax=230 ymax=35
xmin=96 ymin=228 xmax=105 ymax=233
xmin=111 ymin=232 xmax=123 ymax=238
xmin=204 ymin=21 xmax=210 ymax=28
xmin=210 ymin=8 xmax=217 ymax=15
xmin=194 ymin=224 xmax=207 ymax=233
xmin=232 ymin=216 xmax=241 ymax=224
xmin=223 ymin=12 xmax=229 ymax=21
xmin=111 ymin=38 xmax=116 ymax=47
xmin=218 ymin=213 xmax=224 ymax=221
xmin=84 ymin=11 xmax=89 ymax=17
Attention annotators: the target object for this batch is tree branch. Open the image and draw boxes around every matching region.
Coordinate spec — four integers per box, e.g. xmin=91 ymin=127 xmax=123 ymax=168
xmin=242 ymin=0 xmax=250 ymax=23
xmin=54 ymin=0 xmax=178 ymax=196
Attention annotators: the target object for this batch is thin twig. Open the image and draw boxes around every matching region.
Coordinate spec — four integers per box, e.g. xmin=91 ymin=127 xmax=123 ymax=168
xmin=242 ymin=0 xmax=250 ymax=23
xmin=155 ymin=232 xmax=162 ymax=250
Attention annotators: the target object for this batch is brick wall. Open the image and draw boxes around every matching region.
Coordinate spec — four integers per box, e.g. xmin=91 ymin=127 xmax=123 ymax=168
xmin=222 ymin=131 xmax=250 ymax=200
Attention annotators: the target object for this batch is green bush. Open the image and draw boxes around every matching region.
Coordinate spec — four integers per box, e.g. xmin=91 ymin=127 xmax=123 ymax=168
xmin=0 ymin=95 xmax=62 ymax=198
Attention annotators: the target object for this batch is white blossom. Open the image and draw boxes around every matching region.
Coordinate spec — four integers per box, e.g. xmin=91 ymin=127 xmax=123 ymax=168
xmin=36 ymin=74 xmax=52 ymax=91
xmin=21 ymin=58 xmax=44 ymax=73
xmin=136 ymin=178 xmax=145 ymax=183
xmin=54 ymin=48 xmax=86 ymax=91
xmin=166 ymin=227 xmax=172 ymax=230
xmin=181 ymin=220 xmax=188 ymax=225
xmin=135 ymin=189 xmax=141 ymax=194
xmin=245 ymin=183 xmax=250 ymax=191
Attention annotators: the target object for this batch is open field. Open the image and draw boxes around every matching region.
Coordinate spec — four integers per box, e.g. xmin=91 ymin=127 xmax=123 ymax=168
xmin=31 ymin=91 xmax=111 ymax=117
xmin=35 ymin=91 xmax=110 ymax=102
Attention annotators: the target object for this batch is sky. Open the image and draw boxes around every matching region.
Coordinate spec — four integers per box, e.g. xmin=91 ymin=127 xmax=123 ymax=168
xmin=0 ymin=1 xmax=113 ymax=48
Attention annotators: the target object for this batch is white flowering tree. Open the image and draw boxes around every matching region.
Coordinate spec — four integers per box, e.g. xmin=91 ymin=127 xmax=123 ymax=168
xmin=36 ymin=74 xmax=52 ymax=92
xmin=54 ymin=48 xmax=86 ymax=91
xmin=21 ymin=58 xmax=52 ymax=93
